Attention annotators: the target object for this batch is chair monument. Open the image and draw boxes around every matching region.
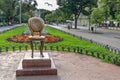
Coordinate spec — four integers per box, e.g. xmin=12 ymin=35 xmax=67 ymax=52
xmin=28 ymin=17 xmax=45 ymax=58
xmin=16 ymin=17 xmax=57 ymax=77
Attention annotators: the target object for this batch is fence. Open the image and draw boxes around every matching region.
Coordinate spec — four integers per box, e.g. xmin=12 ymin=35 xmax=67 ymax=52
xmin=0 ymin=45 xmax=120 ymax=66
xmin=55 ymin=27 xmax=120 ymax=54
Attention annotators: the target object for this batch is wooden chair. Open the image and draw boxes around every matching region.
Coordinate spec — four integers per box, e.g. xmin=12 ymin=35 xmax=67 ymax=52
xmin=28 ymin=17 xmax=45 ymax=58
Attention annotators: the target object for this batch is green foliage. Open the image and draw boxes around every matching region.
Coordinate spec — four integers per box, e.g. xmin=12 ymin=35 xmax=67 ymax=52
xmin=21 ymin=0 xmax=37 ymax=13
xmin=45 ymin=13 xmax=57 ymax=22
xmin=91 ymin=8 xmax=104 ymax=24
xmin=21 ymin=12 xmax=30 ymax=23
xmin=0 ymin=0 xmax=37 ymax=24
xmin=116 ymin=14 xmax=120 ymax=22
xmin=45 ymin=9 xmax=71 ymax=23
xmin=57 ymin=0 xmax=98 ymax=28
xmin=0 ymin=25 xmax=28 ymax=47
xmin=99 ymin=0 xmax=120 ymax=20
xmin=57 ymin=8 xmax=73 ymax=21
xmin=0 ymin=0 xmax=18 ymax=23
xmin=14 ymin=12 xmax=30 ymax=23
xmin=39 ymin=9 xmax=51 ymax=20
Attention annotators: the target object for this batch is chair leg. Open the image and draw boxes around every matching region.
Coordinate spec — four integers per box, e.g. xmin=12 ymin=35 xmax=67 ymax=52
xmin=40 ymin=41 xmax=44 ymax=57
xmin=30 ymin=41 xmax=34 ymax=58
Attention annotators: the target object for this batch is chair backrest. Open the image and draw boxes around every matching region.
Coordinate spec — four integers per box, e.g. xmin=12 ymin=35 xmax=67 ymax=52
xmin=28 ymin=17 xmax=44 ymax=36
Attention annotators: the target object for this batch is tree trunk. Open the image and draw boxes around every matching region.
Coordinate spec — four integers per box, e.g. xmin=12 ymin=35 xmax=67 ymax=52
xmin=7 ymin=17 xmax=10 ymax=25
xmin=74 ymin=16 xmax=78 ymax=29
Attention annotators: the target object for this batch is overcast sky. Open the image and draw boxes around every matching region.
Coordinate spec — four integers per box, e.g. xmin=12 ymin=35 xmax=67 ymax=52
xmin=36 ymin=0 xmax=59 ymax=11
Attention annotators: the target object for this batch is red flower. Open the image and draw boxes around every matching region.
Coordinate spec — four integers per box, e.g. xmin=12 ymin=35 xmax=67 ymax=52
xmin=9 ymin=34 xmax=62 ymax=43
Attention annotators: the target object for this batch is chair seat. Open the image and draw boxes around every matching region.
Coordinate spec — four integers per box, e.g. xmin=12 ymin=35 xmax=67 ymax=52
xmin=28 ymin=35 xmax=45 ymax=40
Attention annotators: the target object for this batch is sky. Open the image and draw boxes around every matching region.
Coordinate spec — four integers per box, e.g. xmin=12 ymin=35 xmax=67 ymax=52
xmin=36 ymin=0 xmax=59 ymax=11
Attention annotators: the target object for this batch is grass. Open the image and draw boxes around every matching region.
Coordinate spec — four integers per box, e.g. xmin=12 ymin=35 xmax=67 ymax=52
xmin=45 ymin=26 xmax=120 ymax=60
xmin=0 ymin=25 xmax=120 ymax=65
xmin=0 ymin=25 xmax=29 ymax=50
xmin=45 ymin=26 xmax=112 ymax=52
xmin=0 ymin=26 xmax=26 ymax=45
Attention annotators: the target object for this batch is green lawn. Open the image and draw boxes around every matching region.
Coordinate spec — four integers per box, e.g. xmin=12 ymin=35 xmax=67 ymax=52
xmin=45 ymin=26 xmax=120 ymax=63
xmin=0 ymin=25 xmax=27 ymax=47
xmin=0 ymin=25 xmax=120 ymax=65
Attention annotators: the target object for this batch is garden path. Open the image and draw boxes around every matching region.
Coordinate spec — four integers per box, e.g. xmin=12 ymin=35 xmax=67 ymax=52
xmin=0 ymin=51 xmax=120 ymax=80
xmin=0 ymin=24 xmax=25 ymax=33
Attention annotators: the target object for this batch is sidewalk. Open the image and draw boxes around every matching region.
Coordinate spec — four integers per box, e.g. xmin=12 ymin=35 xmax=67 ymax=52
xmin=1 ymin=51 xmax=120 ymax=80
xmin=0 ymin=24 xmax=25 ymax=33
xmin=48 ymin=24 xmax=120 ymax=50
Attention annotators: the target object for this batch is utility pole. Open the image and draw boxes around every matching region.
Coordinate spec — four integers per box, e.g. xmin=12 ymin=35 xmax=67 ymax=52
xmin=20 ymin=0 xmax=22 ymax=24
xmin=39 ymin=9 xmax=41 ymax=17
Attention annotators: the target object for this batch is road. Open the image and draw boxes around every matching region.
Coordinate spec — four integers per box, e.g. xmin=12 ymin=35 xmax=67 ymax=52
xmin=48 ymin=24 xmax=120 ymax=50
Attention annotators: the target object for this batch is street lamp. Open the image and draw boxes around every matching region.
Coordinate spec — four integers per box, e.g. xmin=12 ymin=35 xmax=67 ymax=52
xmin=88 ymin=6 xmax=92 ymax=30
xmin=39 ymin=9 xmax=41 ymax=17
xmin=19 ymin=0 xmax=22 ymax=24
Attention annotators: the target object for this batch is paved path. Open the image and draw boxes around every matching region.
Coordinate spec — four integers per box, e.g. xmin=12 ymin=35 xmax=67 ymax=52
xmin=1 ymin=51 xmax=120 ymax=80
xmin=48 ymin=24 xmax=120 ymax=50
xmin=0 ymin=24 xmax=25 ymax=33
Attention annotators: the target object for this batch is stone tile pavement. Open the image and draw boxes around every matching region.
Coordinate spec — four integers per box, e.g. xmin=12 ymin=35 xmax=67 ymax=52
xmin=1 ymin=51 xmax=120 ymax=80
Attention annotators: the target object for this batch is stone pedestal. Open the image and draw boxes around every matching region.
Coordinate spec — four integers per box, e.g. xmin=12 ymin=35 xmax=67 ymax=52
xmin=16 ymin=52 xmax=57 ymax=76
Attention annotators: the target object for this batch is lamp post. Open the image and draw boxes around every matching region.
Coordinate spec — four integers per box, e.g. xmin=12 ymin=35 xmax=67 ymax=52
xmin=39 ymin=9 xmax=41 ymax=17
xmin=19 ymin=0 xmax=22 ymax=24
xmin=88 ymin=6 xmax=92 ymax=30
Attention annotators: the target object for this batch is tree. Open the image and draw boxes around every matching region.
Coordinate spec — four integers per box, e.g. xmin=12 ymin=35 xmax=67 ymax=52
xmin=91 ymin=8 xmax=104 ymax=26
xmin=57 ymin=0 xmax=98 ymax=29
xmin=99 ymin=0 xmax=120 ymax=20
xmin=0 ymin=0 xmax=18 ymax=24
xmin=38 ymin=9 xmax=51 ymax=21
xmin=116 ymin=13 xmax=120 ymax=27
xmin=108 ymin=0 xmax=119 ymax=19
xmin=21 ymin=0 xmax=38 ymax=13
xmin=45 ymin=13 xmax=57 ymax=22
xmin=0 ymin=0 xmax=38 ymax=24
xmin=22 ymin=12 xmax=30 ymax=22
xmin=116 ymin=14 xmax=120 ymax=22
xmin=45 ymin=8 xmax=72 ymax=24
xmin=58 ymin=7 xmax=73 ymax=21
xmin=55 ymin=9 xmax=70 ymax=23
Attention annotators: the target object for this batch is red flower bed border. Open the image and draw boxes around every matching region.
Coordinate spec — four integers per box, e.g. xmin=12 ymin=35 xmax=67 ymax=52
xmin=7 ymin=34 xmax=63 ymax=43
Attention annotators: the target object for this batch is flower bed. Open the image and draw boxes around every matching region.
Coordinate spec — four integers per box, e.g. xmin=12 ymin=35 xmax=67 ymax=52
xmin=7 ymin=34 xmax=63 ymax=43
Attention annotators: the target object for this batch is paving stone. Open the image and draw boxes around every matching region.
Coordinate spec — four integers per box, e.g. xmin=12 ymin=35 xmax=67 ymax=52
xmin=0 ymin=51 xmax=120 ymax=80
